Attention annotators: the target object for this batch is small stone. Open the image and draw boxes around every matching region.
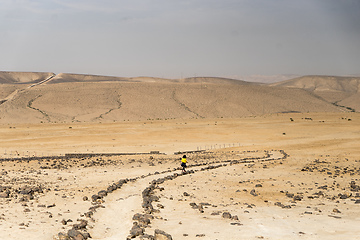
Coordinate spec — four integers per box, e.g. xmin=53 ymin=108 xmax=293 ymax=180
xmin=222 ymin=212 xmax=232 ymax=219
xmin=67 ymin=229 xmax=85 ymax=240
xmin=73 ymin=219 xmax=88 ymax=230
xmin=333 ymin=208 xmax=341 ymax=213
xmin=129 ymin=223 xmax=144 ymax=238
xmin=0 ymin=192 xmax=9 ymax=198
xmin=250 ymin=189 xmax=258 ymax=196
xmin=154 ymin=229 xmax=172 ymax=240
xmin=230 ymin=222 xmax=243 ymax=226
xmin=47 ymin=203 xmax=56 ymax=208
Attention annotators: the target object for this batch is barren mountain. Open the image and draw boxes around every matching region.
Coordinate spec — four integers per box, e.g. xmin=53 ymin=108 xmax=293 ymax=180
xmin=0 ymin=71 xmax=54 ymax=84
xmin=270 ymin=75 xmax=360 ymax=111
xmin=0 ymin=72 xmax=347 ymax=123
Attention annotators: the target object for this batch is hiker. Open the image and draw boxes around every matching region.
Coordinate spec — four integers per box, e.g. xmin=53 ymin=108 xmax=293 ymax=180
xmin=181 ymin=155 xmax=187 ymax=173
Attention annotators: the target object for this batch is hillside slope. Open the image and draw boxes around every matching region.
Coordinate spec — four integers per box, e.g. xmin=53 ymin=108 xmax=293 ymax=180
xmin=270 ymin=75 xmax=360 ymax=111
xmin=0 ymin=80 xmax=344 ymax=124
xmin=0 ymin=71 xmax=54 ymax=84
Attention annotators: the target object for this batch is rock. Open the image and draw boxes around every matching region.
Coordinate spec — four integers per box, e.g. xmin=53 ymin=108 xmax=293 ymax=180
xmin=154 ymin=229 xmax=172 ymax=240
xmin=98 ymin=190 xmax=107 ymax=198
xmin=58 ymin=232 xmax=70 ymax=240
xmin=222 ymin=212 xmax=232 ymax=219
xmin=250 ymin=189 xmax=258 ymax=196
xmin=293 ymin=195 xmax=302 ymax=201
xmin=255 ymin=184 xmax=262 ymax=188
xmin=67 ymin=229 xmax=86 ymax=240
xmin=129 ymin=222 xmax=144 ymax=238
xmin=189 ymin=203 xmax=198 ymax=209
xmin=338 ymin=193 xmax=349 ymax=199
xmin=350 ymin=181 xmax=360 ymax=191
xmin=140 ymin=234 xmax=155 ymax=239
xmin=47 ymin=203 xmax=56 ymax=208
xmin=157 ymin=203 xmax=164 ymax=209
xmin=73 ymin=219 xmax=88 ymax=230
xmin=84 ymin=211 xmax=93 ymax=218
xmin=333 ymin=208 xmax=341 ymax=213
xmin=91 ymin=194 xmax=101 ymax=202
xmin=274 ymin=202 xmax=291 ymax=209
xmin=0 ymin=192 xmax=9 ymax=198
xmin=230 ymin=222 xmax=243 ymax=226
xmin=133 ymin=213 xmax=152 ymax=225
xmin=83 ymin=196 xmax=88 ymax=201
xmin=183 ymin=192 xmax=190 ymax=196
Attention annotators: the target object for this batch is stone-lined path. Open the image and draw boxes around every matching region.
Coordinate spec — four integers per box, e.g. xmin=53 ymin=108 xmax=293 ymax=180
xmin=57 ymin=150 xmax=286 ymax=239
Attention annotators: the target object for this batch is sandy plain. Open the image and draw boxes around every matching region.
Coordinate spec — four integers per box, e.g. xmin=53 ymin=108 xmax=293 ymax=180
xmin=0 ymin=112 xmax=359 ymax=239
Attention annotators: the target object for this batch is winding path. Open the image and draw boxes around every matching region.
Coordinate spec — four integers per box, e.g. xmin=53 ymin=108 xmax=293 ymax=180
xmin=59 ymin=150 xmax=287 ymax=239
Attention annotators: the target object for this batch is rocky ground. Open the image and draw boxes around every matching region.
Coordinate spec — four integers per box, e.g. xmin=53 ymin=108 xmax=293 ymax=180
xmin=0 ymin=148 xmax=359 ymax=240
xmin=0 ymin=113 xmax=359 ymax=239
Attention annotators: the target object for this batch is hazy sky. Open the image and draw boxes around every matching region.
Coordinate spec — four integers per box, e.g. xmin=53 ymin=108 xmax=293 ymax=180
xmin=1 ymin=0 xmax=359 ymax=78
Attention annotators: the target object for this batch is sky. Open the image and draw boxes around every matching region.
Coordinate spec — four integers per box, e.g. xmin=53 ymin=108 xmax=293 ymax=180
xmin=1 ymin=0 xmax=359 ymax=79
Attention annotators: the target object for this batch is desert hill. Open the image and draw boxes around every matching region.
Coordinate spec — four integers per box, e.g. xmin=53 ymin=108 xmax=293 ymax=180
xmin=270 ymin=75 xmax=360 ymax=92
xmin=0 ymin=71 xmax=54 ymax=84
xmin=0 ymin=72 xmax=347 ymax=124
xmin=270 ymin=75 xmax=360 ymax=111
xmin=49 ymin=73 xmax=251 ymax=85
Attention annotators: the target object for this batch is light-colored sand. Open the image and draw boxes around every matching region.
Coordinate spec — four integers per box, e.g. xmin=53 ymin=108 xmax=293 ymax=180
xmin=0 ymin=112 xmax=359 ymax=239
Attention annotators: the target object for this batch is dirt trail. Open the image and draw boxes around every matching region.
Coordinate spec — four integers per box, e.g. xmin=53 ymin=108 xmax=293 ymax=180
xmin=0 ymin=73 xmax=56 ymax=105
xmin=87 ymin=151 xmax=284 ymax=239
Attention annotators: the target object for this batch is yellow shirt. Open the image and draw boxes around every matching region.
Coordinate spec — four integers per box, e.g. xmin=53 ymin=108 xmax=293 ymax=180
xmin=181 ymin=158 xmax=187 ymax=163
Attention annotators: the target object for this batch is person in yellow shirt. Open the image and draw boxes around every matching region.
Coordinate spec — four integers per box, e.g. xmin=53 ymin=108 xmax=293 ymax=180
xmin=181 ymin=155 xmax=187 ymax=173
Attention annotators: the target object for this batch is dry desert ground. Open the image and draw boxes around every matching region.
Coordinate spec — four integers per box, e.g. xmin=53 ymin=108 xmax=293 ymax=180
xmin=0 ymin=112 xmax=360 ymax=240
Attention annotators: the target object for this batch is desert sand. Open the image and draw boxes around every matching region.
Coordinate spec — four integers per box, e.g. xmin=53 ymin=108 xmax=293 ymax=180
xmin=0 ymin=72 xmax=359 ymax=239
xmin=0 ymin=112 xmax=359 ymax=239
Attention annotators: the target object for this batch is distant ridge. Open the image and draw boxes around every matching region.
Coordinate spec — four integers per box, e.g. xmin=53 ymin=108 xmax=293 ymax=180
xmin=49 ymin=73 xmax=249 ymax=85
xmin=269 ymin=75 xmax=360 ymax=111
xmin=0 ymin=71 xmax=55 ymax=84
xmin=269 ymin=75 xmax=360 ymax=93
xmin=49 ymin=73 xmax=129 ymax=84
xmin=0 ymin=72 xmax=356 ymax=124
